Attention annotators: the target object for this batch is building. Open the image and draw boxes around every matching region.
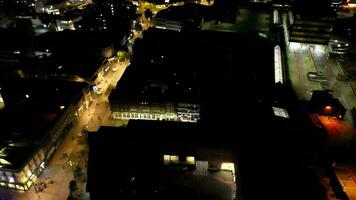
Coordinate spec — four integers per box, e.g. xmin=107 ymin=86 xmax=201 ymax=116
xmin=109 ymin=64 xmax=201 ymax=122
xmin=109 ymin=29 xmax=201 ymax=123
xmin=153 ymin=4 xmax=205 ymax=32
xmin=0 ymin=31 xmax=114 ymax=91
xmin=54 ymin=12 xmax=83 ymax=31
xmin=310 ymin=90 xmax=347 ymax=119
xmin=87 ymin=122 xmax=238 ymax=200
xmin=288 ymin=0 xmax=336 ymax=45
xmin=0 ymin=79 xmax=90 ymax=191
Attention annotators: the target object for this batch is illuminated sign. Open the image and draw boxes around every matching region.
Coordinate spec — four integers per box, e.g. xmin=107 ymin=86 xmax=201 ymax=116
xmin=274 ymin=45 xmax=283 ymax=84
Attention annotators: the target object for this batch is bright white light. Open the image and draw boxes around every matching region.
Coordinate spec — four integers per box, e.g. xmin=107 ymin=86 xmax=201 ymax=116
xmin=165 ymin=0 xmax=170 ymax=3
xmin=8 ymin=177 xmax=14 ymax=183
xmin=221 ymin=163 xmax=235 ymax=172
xmin=258 ymin=32 xmax=267 ymax=38
xmin=40 ymin=162 xmax=45 ymax=169
xmin=221 ymin=162 xmax=236 ymax=182
xmin=27 ymin=171 xmax=32 ymax=177
xmin=313 ymin=44 xmax=327 ymax=54
xmin=156 ymin=26 xmax=167 ymax=30
xmin=273 ymin=10 xmax=279 ymax=24
xmin=25 ymin=94 xmax=29 ymax=98
xmin=272 ymin=106 xmax=289 ymax=118
xmin=289 ymin=42 xmax=303 ymax=50
xmin=274 ymin=45 xmax=283 ymax=84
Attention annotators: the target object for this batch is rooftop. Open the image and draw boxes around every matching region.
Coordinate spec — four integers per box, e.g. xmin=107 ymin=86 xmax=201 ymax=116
xmin=87 ymin=124 xmax=235 ymax=200
xmin=106 ymin=28 xmax=328 ymax=200
xmin=36 ymin=31 xmax=113 ymax=55
xmin=0 ymin=79 xmax=86 ymax=171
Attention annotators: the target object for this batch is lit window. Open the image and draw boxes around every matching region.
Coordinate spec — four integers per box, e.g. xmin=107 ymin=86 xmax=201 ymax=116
xmin=272 ymin=107 xmax=289 ymax=118
xmin=221 ymin=162 xmax=236 ymax=182
xmin=8 ymin=177 xmax=15 ymax=183
xmin=170 ymin=155 xmax=178 ymax=162
xmin=274 ymin=45 xmax=283 ymax=84
xmin=163 ymin=155 xmax=170 ymax=165
xmin=186 ymin=156 xmax=195 ymax=164
xmin=40 ymin=162 xmax=45 ymax=169
xmin=27 ymin=171 xmax=32 ymax=177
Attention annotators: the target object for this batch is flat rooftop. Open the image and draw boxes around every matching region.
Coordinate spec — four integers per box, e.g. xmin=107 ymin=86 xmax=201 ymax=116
xmin=87 ymin=124 xmax=235 ymax=200
xmin=36 ymin=31 xmax=112 ymax=55
xmin=0 ymin=79 xmax=86 ymax=171
xmin=105 ymin=28 xmax=328 ymax=199
xmin=110 ymin=28 xmax=275 ymax=105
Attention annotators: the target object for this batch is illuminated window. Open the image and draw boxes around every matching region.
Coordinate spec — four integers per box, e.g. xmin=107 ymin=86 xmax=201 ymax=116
xmin=221 ymin=162 xmax=236 ymax=182
xmin=29 ymin=174 xmax=36 ymax=181
xmin=186 ymin=156 xmax=195 ymax=164
xmin=27 ymin=170 xmax=32 ymax=178
xmin=272 ymin=107 xmax=289 ymax=118
xmin=274 ymin=45 xmax=283 ymax=84
xmin=170 ymin=155 xmax=178 ymax=162
xmin=221 ymin=163 xmax=235 ymax=172
xmin=163 ymin=155 xmax=170 ymax=165
xmin=16 ymin=185 xmax=24 ymax=190
xmin=40 ymin=162 xmax=45 ymax=169
xmin=8 ymin=177 xmax=14 ymax=183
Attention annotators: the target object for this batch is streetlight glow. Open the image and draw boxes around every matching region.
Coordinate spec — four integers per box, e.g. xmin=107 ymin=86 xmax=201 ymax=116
xmin=325 ymin=106 xmax=332 ymax=110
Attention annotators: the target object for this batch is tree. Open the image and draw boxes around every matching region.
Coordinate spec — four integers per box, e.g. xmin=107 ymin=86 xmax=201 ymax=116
xmin=69 ymin=180 xmax=77 ymax=193
xmin=67 ymin=194 xmax=76 ymax=200
xmin=117 ymin=51 xmax=129 ymax=61
xmin=73 ymin=166 xmax=83 ymax=180
xmin=144 ymin=9 xmax=153 ymax=20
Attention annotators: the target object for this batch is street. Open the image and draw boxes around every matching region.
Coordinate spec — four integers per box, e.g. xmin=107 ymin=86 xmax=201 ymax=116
xmin=0 ymin=60 xmax=129 ymax=200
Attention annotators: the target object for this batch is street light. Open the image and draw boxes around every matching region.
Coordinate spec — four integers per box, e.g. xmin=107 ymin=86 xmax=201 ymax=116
xmin=325 ymin=106 xmax=332 ymax=110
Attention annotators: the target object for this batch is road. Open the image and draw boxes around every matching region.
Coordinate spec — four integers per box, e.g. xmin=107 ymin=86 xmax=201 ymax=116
xmin=0 ymin=60 xmax=129 ymax=200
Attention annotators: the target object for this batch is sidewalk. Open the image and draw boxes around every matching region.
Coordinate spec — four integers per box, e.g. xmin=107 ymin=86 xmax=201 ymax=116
xmin=0 ymin=60 xmax=130 ymax=200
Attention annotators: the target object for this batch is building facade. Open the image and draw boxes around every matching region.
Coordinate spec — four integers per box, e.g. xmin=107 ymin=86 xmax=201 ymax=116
xmin=0 ymin=88 xmax=92 ymax=191
xmin=111 ymin=101 xmax=200 ymax=122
